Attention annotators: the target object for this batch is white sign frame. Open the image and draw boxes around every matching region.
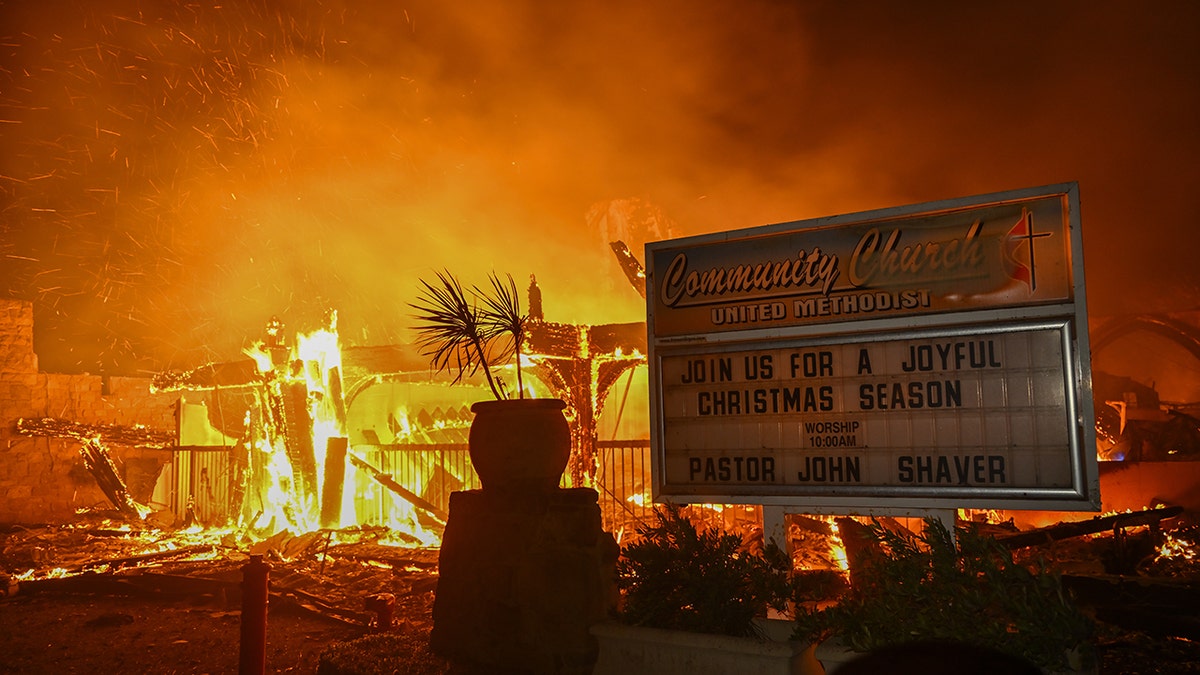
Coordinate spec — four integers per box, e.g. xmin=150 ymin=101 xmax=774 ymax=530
xmin=645 ymin=183 xmax=1099 ymax=511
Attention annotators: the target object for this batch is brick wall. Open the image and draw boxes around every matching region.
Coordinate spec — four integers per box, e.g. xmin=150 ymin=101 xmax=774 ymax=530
xmin=0 ymin=299 xmax=177 ymax=525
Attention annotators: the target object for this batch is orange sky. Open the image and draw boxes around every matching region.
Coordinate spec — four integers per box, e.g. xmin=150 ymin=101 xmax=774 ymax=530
xmin=1 ymin=0 xmax=1197 ymax=373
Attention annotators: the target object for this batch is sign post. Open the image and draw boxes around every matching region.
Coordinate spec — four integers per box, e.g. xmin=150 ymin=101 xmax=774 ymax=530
xmin=645 ymin=183 xmax=1098 ymax=517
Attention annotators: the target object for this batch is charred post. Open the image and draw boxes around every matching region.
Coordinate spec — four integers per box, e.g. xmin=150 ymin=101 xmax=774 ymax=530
xmin=320 ymin=437 xmax=348 ymax=529
xmin=279 ymin=381 xmax=318 ymax=509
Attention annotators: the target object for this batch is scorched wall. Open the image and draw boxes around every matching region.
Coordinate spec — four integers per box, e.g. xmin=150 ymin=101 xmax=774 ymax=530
xmin=0 ymin=299 xmax=177 ymax=525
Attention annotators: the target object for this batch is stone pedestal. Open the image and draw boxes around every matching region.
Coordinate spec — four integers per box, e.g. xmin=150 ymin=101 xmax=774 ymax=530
xmin=431 ymin=488 xmax=618 ymax=674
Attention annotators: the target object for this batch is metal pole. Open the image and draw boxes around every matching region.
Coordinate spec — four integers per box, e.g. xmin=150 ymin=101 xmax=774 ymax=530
xmin=239 ymin=554 xmax=270 ymax=675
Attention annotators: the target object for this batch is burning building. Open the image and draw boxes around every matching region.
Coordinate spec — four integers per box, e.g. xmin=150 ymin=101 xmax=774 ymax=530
xmin=0 ymin=294 xmax=654 ymax=542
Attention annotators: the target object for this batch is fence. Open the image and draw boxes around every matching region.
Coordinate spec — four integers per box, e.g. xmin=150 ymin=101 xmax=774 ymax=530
xmin=155 ymin=447 xmax=235 ymax=526
xmin=594 ymin=440 xmax=654 ymax=539
xmin=159 ymin=440 xmax=658 ymax=536
xmin=363 ymin=440 xmax=657 ymax=536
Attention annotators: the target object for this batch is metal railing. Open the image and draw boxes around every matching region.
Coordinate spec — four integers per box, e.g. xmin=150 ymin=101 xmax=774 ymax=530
xmin=161 ymin=441 xmax=658 ymax=536
xmin=367 ymin=441 xmax=656 ymax=535
xmin=594 ymin=440 xmax=654 ymax=538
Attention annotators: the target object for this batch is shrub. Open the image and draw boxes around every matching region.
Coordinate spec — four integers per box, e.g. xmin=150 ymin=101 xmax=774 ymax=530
xmin=615 ymin=503 xmax=791 ymax=638
xmin=793 ymin=517 xmax=1095 ymax=672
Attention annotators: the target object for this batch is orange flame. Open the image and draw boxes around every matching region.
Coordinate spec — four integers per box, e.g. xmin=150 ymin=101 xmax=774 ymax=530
xmin=828 ymin=519 xmax=850 ymax=572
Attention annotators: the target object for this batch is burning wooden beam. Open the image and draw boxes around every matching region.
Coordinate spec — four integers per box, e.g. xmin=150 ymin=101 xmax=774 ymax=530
xmin=150 ymin=359 xmax=263 ymax=392
xmin=278 ymin=381 xmax=319 ymax=509
xmin=320 ymin=437 xmax=348 ymax=528
xmin=609 ymin=240 xmax=646 ymax=298
xmin=347 ymin=453 xmax=448 ymax=525
xmin=996 ymin=505 xmax=1185 ymax=549
xmin=78 ymin=438 xmax=141 ymax=516
xmin=16 ymin=417 xmax=174 ymax=448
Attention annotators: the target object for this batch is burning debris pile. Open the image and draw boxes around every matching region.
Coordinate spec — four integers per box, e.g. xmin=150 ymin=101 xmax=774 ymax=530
xmin=0 ymin=512 xmax=440 ymax=632
xmin=150 ymin=314 xmax=394 ymax=538
xmin=778 ymin=505 xmax=1200 ymax=655
xmin=0 ymin=511 xmax=449 ymax=673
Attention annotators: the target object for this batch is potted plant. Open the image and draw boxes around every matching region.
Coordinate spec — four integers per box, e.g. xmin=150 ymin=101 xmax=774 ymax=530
xmin=591 ymin=503 xmax=817 ymax=675
xmin=793 ymin=517 xmax=1097 ymax=674
xmin=409 ymin=269 xmax=569 ymax=493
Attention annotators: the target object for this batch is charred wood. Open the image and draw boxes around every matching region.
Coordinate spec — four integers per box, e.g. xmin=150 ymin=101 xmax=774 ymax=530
xmin=609 ymin=240 xmax=646 ymax=298
xmin=1065 ymin=574 xmax=1200 ymax=640
xmin=79 ymin=439 xmax=141 ymax=516
xmin=77 ymin=544 xmax=216 ymax=573
xmin=15 ymin=571 xmax=158 ymax=597
xmin=151 ymin=359 xmax=263 ymax=392
xmin=280 ymin=381 xmax=318 ymax=508
xmin=526 ymin=321 xmax=583 ymax=358
xmin=16 ymin=565 xmax=232 ymax=599
xmin=228 ymin=440 xmax=250 ymax=526
xmin=834 ymin=517 xmax=883 ymax=591
xmin=320 ymin=437 xmax=348 ymax=529
xmin=1097 ymin=606 xmax=1200 ymax=641
xmin=525 ymin=321 xmax=646 ymax=359
xmin=996 ymin=506 xmax=1184 ymax=549
xmin=347 ymin=454 xmax=448 ymax=525
xmin=17 ymin=417 xmax=174 ymax=449
xmin=327 ymin=366 xmax=348 ymax=430
xmin=270 ymin=583 xmax=369 ymax=627
xmin=586 ymin=321 xmax=646 ymax=355
xmin=325 ymin=544 xmax=440 ymax=568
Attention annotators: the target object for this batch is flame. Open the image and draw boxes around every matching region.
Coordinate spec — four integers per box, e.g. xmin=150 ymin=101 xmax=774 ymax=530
xmin=1156 ymin=532 xmax=1195 ymax=562
xmin=827 ymin=519 xmax=850 ymax=572
xmin=225 ymin=314 xmax=452 ymax=546
xmin=16 ymin=568 xmax=71 ymax=581
xmin=251 ymin=434 xmax=314 ymax=532
xmin=244 ymin=342 xmax=274 ymax=373
xmin=391 ymin=406 xmax=414 ymax=441
xmin=378 ymin=504 xmax=440 ymax=547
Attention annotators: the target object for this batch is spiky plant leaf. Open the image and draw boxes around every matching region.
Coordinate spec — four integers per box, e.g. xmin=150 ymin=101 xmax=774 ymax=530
xmin=475 ymin=272 xmax=527 ymax=398
xmin=408 ymin=269 xmax=501 ymax=399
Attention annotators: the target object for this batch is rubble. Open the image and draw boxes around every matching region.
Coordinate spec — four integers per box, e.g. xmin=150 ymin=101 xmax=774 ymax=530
xmin=0 ymin=516 xmax=440 ymax=634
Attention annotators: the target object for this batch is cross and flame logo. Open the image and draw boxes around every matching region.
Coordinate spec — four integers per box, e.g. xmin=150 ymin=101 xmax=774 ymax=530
xmin=1003 ymin=207 xmax=1052 ymax=293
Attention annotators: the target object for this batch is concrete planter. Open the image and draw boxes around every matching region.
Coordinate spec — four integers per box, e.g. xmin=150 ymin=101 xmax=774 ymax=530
xmin=591 ymin=619 xmax=821 ymax=675
xmin=814 ymin=638 xmax=1097 ymax=675
xmin=811 ymin=639 xmax=855 ymax=674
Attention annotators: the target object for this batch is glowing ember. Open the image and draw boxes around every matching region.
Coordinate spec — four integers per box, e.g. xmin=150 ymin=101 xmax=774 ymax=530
xmin=15 ymin=568 xmax=71 ymax=582
xmin=1156 ymin=533 xmax=1195 ymax=562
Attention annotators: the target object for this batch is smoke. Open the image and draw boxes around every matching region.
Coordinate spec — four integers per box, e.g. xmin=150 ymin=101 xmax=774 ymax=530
xmin=1 ymin=0 xmax=1197 ymax=373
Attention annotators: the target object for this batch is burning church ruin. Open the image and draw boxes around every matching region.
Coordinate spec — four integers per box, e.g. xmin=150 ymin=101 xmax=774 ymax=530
xmin=2 ymin=1 xmax=1200 ymax=671
xmin=0 ymin=283 xmax=651 ymax=542
xmin=0 ymin=177 xmax=1197 ymax=674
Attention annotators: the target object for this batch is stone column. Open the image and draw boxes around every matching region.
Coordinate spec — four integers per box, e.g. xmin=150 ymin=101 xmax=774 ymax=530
xmin=431 ymin=488 xmax=618 ymax=674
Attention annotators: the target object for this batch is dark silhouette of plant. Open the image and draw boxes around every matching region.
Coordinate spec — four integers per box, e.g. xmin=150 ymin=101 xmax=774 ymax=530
xmin=615 ymin=503 xmax=791 ymax=638
xmin=794 ymin=517 xmax=1095 ymax=672
xmin=475 ymin=272 xmax=526 ymax=398
xmin=409 ymin=269 xmax=528 ymax=400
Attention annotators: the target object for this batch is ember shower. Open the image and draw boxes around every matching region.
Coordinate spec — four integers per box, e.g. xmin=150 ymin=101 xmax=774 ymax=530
xmin=0 ymin=0 xmax=663 ymax=374
xmin=2 ymin=0 xmax=1199 ymax=375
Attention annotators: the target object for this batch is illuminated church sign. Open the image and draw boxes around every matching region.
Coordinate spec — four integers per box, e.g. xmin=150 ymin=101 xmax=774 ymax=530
xmin=646 ymin=183 xmax=1099 ymax=511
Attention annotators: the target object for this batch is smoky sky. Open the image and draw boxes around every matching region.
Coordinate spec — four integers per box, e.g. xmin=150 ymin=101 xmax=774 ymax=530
xmin=1 ymin=0 xmax=1197 ymax=374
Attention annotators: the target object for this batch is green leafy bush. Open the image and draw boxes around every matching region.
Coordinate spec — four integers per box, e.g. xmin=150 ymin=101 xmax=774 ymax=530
xmin=614 ymin=503 xmax=792 ymax=638
xmin=793 ymin=517 xmax=1095 ymax=672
